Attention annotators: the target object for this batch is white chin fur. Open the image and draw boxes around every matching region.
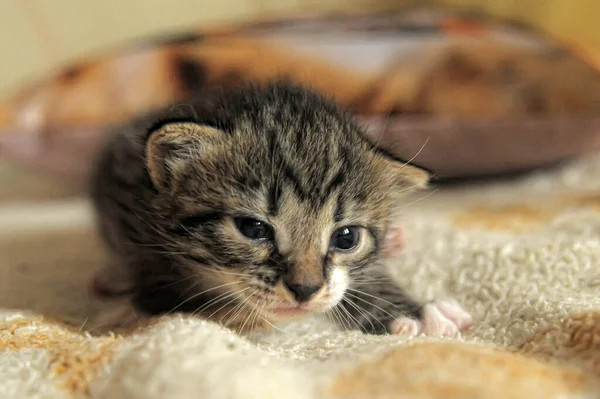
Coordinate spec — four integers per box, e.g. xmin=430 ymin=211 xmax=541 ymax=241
xmin=324 ymin=266 xmax=348 ymax=309
xmin=266 ymin=267 xmax=349 ymax=321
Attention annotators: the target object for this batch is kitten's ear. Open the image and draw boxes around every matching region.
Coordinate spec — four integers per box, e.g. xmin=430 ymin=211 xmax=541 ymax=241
xmin=146 ymin=122 xmax=223 ymax=191
xmin=385 ymin=159 xmax=430 ymax=192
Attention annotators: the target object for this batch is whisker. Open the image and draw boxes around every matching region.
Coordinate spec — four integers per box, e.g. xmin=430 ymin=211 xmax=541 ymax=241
xmin=331 ymin=305 xmax=352 ymax=331
xmin=326 ymin=306 xmax=343 ymax=329
xmin=193 ymin=263 xmax=252 ymax=278
xmin=337 ymin=300 xmax=361 ymax=331
xmin=337 ymin=305 xmax=354 ymax=331
xmin=166 ymin=281 xmax=240 ymax=315
xmin=344 ymin=291 xmax=398 ymax=320
xmin=175 ymin=279 xmax=209 ymax=299
xmin=371 ymin=105 xmax=393 ymax=150
xmin=121 ymin=241 xmax=180 ymax=249
xmin=239 ymin=295 xmax=261 ymax=333
xmin=341 ymin=297 xmax=374 ymax=333
xmin=395 ymin=181 xmax=426 ymax=195
xmin=203 ymin=288 xmax=250 ymax=322
xmin=222 ymin=301 xmax=247 ymax=328
xmin=249 ymin=300 xmax=268 ymax=333
xmin=350 ymin=277 xmax=398 ymax=284
xmin=345 ymin=287 xmax=406 ymax=312
xmin=159 ymin=274 xmax=201 ymax=291
xmin=233 ymin=289 xmax=267 ymax=334
xmin=255 ymin=303 xmax=286 ymax=334
xmin=253 ymin=301 xmax=269 ymax=333
xmin=150 ymin=250 xmax=189 ymax=256
xmin=193 ymin=289 xmax=245 ymax=317
xmin=400 ymin=135 xmax=430 ymax=169
xmin=395 ymin=188 xmax=439 ymax=209
xmin=349 ymin=280 xmax=398 ymax=286
xmin=345 ymin=296 xmax=389 ymax=333
xmin=78 ymin=317 xmax=89 ymax=332
xmin=131 ymin=210 xmax=175 ymax=243
xmin=223 ymin=289 xmax=257 ymax=329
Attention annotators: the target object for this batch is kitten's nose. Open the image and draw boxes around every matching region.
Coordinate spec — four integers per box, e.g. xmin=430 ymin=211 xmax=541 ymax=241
xmin=286 ymin=284 xmax=322 ymax=303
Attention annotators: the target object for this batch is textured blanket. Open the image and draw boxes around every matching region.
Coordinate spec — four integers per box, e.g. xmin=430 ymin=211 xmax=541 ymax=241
xmin=2 ymin=151 xmax=600 ymax=399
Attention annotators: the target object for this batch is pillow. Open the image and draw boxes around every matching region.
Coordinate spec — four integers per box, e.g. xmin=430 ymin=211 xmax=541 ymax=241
xmin=1 ymin=12 xmax=599 ymax=183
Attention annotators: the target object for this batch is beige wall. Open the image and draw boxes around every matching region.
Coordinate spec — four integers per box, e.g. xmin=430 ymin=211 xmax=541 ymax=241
xmin=1 ymin=0 xmax=598 ymax=99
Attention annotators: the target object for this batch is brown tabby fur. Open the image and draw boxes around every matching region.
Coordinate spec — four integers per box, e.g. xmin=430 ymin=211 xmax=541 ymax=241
xmin=90 ymin=81 xmax=429 ymax=334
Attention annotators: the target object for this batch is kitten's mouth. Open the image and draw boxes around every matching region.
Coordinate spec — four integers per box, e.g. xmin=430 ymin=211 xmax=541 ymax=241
xmin=266 ymin=302 xmax=335 ymax=319
xmin=267 ymin=305 xmax=311 ymax=318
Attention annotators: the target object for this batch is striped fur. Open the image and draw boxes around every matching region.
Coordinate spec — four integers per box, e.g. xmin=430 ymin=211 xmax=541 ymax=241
xmin=90 ymin=81 xmax=428 ymax=334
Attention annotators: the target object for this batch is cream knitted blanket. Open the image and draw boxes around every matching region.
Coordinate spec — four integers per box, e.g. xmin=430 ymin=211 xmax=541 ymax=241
xmin=2 ymin=153 xmax=600 ymax=399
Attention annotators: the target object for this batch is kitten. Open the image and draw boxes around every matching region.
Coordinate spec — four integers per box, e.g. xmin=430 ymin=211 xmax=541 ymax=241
xmin=89 ymin=82 xmax=471 ymax=335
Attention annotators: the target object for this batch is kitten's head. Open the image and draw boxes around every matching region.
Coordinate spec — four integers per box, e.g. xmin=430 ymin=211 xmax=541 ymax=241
xmin=143 ymin=83 xmax=428 ymax=322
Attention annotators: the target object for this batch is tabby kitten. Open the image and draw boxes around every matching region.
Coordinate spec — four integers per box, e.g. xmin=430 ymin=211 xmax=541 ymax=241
xmin=90 ymin=82 xmax=471 ymax=335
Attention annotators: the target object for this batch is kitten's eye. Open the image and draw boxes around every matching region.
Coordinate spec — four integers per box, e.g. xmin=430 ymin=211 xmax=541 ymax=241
xmin=330 ymin=226 xmax=360 ymax=252
xmin=234 ymin=217 xmax=274 ymax=241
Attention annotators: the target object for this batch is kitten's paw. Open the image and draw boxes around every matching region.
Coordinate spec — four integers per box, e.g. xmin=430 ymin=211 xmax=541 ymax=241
xmin=390 ymin=300 xmax=472 ymax=337
xmin=90 ymin=268 xmax=134 ymax=298
xmin=86 ymin=295 xmax=146 ymax=334
xmin=389 ymin=317 xmax=420 ymax=336
xmin=432 ymin=299 xmax=472 ymax=331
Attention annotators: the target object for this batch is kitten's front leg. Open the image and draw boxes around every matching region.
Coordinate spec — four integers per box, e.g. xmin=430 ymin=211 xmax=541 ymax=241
xmin=85 ymin=256 xmax=147 ymax=334
xmin=335 ymin=267 xmax=472 ymax=336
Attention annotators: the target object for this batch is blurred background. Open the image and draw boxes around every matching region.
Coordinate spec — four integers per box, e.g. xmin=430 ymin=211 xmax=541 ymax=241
xmin=1 ymin=0 xmax=599 ymax=98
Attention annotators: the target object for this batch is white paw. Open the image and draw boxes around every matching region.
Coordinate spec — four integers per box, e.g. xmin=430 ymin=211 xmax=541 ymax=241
xmin=390 ymin=299 xmax=472 ymax=337
xmin=389 ymin=317 xmax=420 ymax=335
